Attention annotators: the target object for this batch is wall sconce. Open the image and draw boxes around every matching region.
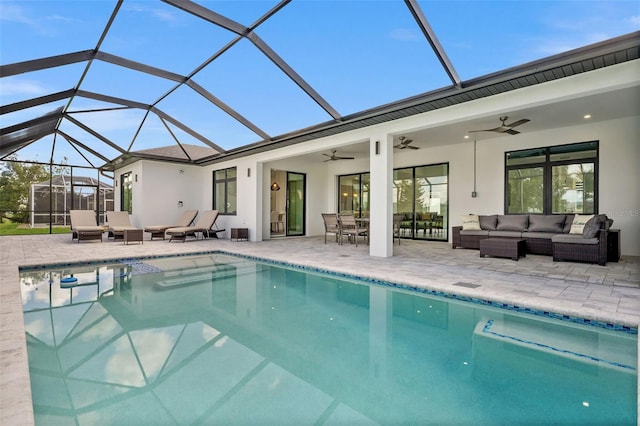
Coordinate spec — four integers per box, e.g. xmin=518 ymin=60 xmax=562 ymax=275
xmin=247 ymin=168 xmax=251 ymax=177
xmin=134 ymin=174 xmax=138 ymax=182
xmin=271 ymin=182 xmax=280 ymax=191
xmin=375 ymin=140 xmax=380 ymax=155
xmin=177 ymin=201 xmax=183 ymax=207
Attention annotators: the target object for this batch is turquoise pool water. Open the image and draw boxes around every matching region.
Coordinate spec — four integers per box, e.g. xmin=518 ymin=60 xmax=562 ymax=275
xmin=20 ymin=253 xmax=637 ymax=425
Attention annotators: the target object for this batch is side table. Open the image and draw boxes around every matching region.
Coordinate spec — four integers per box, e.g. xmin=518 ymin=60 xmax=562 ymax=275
xmin=124 ymin=229 xmax=143 ymax=245
xmin=231 ymin=228 xmax=248 ymax=241
xmin=607 ymin=229 xmax=620 ymax=262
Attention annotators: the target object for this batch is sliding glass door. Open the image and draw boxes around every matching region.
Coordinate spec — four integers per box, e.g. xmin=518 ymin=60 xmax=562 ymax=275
xmin=286 ymin=172 xmax=306 ymax=236
xmin=393 ymin=163 xmax=448 ymax=241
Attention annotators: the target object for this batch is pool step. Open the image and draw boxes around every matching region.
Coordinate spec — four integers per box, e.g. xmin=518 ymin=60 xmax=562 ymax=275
xmin=473 ymin=317 xmax=637 ymax=372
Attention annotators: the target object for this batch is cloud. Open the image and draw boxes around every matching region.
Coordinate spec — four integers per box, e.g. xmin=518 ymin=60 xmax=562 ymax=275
xmin=0 ymin=3 xmax=35 ymax=25
xmin=389 ymin=27 xmax=421 ymax=41
xmin=0 ymin=77 xmax=47 ymax=96
xmin=124 ymin=2 xmax=178 ymax=23
xmin=629 ymin=15 xmax=640 ymax=25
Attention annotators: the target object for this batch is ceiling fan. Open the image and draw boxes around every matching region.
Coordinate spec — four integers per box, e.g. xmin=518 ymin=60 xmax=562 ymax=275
xmin=469 ymin=116 xmax=530 ymax=135
xmin=394 ymin=136 xmax=419 ymax=150
xmin=322 ymin=149 xmax=354 ymax=162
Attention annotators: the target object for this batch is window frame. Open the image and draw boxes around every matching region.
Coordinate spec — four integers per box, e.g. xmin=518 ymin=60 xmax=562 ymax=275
xmin=504 ymin=141 xmax=599 ymax=215
xmin=212 ymin=167 xmax=237 ymax=215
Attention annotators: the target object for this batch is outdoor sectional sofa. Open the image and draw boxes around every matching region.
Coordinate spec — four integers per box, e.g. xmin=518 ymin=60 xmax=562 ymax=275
xmin=452 ymin=214 xmax=611 ymax=265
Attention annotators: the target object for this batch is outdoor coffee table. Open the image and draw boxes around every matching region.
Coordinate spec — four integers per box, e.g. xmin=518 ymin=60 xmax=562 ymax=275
xmin=479 ymin=238 xmax=526 ymax=261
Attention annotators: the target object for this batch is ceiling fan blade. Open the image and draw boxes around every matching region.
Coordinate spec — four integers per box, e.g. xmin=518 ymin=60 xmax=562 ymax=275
xmin=505 ymin=129 xmax=520 ymax=135
xmin=393 ymin=144 xmax=403 ymax=148
xmin=506 ymin=118 xmax=530 ymax=128
xmin=407 ymin=145 xmax=419 ymax=150
xmin=334 ymin=156 xmax=355 ymax=160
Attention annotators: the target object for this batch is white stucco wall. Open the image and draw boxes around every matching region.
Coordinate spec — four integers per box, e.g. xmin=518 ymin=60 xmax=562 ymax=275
xmin=117 ymin=60 xmax=639 ymax=256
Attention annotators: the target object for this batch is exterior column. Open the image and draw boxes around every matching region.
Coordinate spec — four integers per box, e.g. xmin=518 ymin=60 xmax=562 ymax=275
xmin=369 ymin=135 xmax=393 ymax=257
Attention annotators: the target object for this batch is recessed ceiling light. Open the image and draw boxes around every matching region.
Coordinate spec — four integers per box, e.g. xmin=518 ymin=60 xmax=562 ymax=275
xmin=464 ymin=135 xmax=470 ymax=139
xmin=583 ymin=114 xmax=592 ymax=119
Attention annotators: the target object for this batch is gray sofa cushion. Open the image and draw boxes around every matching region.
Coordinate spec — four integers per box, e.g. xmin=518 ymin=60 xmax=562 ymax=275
xmin=522 ymin=232 xmax=556 ymax=239
xmin=460 ymin=230 xmax=489 ymax=236
xmin=496 ymin=215 xmax=528 ymax=231
xmin=528 ymin=215 xmax=565 ymax=233
xmin=582 ymin=215 xmax=602 ymax=238
xmin=563 ymin=214 xmax=574 ymax=233
xmin=479 ymin=215 xmax=498 ymax=230
xmin=489 ymin=230 xmax=523 ymax=238
xmin=552 ymin=234 xmax=598 ymax=244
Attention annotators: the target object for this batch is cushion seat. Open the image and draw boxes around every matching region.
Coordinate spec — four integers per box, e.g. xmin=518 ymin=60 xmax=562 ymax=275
xmin=551 ymin=234 xmax=599 ymax=245
xmin=521 ymin=232 xmax=557 ymax=239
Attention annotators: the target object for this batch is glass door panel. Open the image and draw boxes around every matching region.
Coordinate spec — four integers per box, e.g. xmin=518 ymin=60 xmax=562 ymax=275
xmin=393 ymin=168 xmax=414 ymax=238
xmin=415 ymin=164 xmax=448 ymax=241
xmin=286 ymin=172 xmax=306 ymax=236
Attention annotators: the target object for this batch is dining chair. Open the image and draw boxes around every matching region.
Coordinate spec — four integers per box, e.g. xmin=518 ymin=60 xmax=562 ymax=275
xmin=338 ymin=214 xmax=367 ymax=246
xmin=321 ymin=213 xmax=340 ymax=244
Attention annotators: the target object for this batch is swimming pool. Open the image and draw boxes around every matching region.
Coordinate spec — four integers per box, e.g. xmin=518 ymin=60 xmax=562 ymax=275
xmin=20 ymin=253 xmax=637 ymax=425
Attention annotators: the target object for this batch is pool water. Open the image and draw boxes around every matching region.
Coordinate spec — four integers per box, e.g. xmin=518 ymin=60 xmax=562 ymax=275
xmin=20 ymin=253 xmax=637 ymax=425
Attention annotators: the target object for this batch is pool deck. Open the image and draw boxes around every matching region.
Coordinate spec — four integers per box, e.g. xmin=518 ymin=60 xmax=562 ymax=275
xmin=1 ymin=233 xmax=639 ymax=425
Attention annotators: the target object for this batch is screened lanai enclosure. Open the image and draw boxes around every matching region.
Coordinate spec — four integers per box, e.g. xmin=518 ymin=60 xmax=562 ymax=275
xmin=1 ymin=1 xmax=638 ymax=236
xmin=29 ymin=175 xmax=113 ymax=228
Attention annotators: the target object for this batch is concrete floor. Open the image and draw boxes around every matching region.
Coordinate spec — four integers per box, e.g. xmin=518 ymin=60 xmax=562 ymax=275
xmin=2 ymin=233 xmax=639 ymax=425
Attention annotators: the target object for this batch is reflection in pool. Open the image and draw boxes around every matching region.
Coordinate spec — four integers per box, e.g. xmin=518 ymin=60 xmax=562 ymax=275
xmin=20 ymin=254 xmax=637 ymax=425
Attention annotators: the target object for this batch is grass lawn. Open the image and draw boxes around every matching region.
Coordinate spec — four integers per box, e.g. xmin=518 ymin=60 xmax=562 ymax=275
xmin=0 ymin=219 xmax=70 ymax=235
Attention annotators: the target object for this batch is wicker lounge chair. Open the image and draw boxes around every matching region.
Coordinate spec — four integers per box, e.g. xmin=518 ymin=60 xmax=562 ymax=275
xmin=144 ymin=209 xmax=198 ymax=240
xmin=69 ymin=210 xmax=104 ymax=243
xmin=107 ymin=211 xmax=138 ymax=241
xmin=165 ymin=210 xmax=224 ymax=242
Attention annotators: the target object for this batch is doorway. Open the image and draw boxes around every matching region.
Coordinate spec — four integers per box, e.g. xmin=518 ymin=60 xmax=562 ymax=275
xmin=270 ymin=169 xmax=306 ymax=237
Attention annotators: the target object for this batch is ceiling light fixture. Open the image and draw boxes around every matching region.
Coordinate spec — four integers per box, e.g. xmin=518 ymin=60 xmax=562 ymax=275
xmin=583 ymin=114 xmax=592 ymax=119
xmin=271 ymin=182 xmax=280 ymax=191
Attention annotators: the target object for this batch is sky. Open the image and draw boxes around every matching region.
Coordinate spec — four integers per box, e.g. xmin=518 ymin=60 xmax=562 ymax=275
xmin=1 ymin=0 xmax=639 ymax=168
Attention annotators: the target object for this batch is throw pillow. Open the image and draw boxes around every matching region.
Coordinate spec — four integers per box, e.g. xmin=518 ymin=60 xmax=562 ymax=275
xmin=569 ymin=214 xmax=594 ymax=235
xmin=462 ymin=214 xmax=481 ymax=230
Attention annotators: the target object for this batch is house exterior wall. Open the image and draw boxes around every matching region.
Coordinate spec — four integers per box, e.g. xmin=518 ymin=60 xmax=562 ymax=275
xmin=117 ymin=61 xmax=639 ymax=256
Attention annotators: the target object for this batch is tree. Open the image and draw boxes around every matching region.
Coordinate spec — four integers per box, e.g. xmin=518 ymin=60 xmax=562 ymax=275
xmin=0 ymin=156 xmax=50 ymax=223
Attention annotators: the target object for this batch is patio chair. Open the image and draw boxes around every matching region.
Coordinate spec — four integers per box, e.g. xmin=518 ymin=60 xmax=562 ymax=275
xmin=393 ymin=213 xmax=404 ymax=245
xmin=165 ymin=210 xmax=224 ymax=242
xmin=107 ymin=211 xmax=138 ymax=241
xmin=69 ymin=210 xmax=104 ymax=243
xmin=144 ymin=209 xmax=198 ymax=240
xmin=338 ymin=214 xmax=367 ymax=247
xmin=321 ymin=213 xmax=340 ymax=244
xmin=270 ymin=211 xmax=285 ymax=233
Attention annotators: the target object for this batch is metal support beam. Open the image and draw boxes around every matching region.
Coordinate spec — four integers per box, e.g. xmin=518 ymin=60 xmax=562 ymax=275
xmin=404 ymin=0 xmax=461 ymax=87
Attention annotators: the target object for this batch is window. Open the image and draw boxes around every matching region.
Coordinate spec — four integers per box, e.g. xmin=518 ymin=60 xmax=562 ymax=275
xmin=338 ymin=173 xmax=369 ymax=217
xmin=213 ymin=167 xmax=236 ymax=215
xmin=120 ymin=172 xmax=132 ymax=214
xmin=338 ymin=163 xmax=449 ymax=241
xmin=505 ymin=141 xmax=598 ymax=214
xmin=393 ymin=164 xmax=449 ymax=241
